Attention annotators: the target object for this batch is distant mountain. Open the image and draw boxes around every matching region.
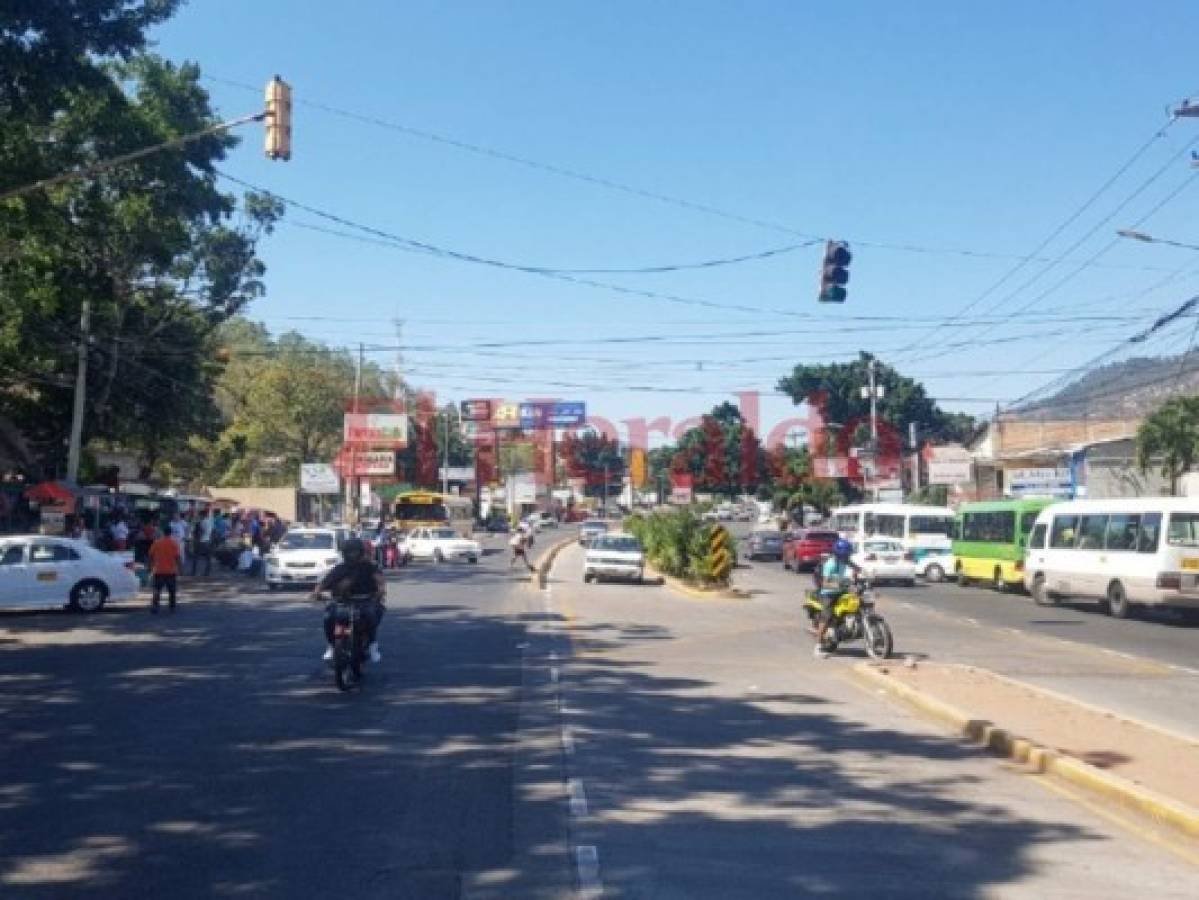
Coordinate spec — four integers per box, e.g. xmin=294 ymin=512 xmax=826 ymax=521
xmin=1017 ymin=349 xmax=1199 ymax=420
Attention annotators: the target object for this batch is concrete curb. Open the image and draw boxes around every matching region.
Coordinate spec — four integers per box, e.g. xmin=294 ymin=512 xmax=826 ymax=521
xmin=645 ymin=563 xmax=750 ymax=602
xmin=851 ymin=663 xmax=1199 ymax=841
xmin=529 ymin=537 xmax=577 ymax=591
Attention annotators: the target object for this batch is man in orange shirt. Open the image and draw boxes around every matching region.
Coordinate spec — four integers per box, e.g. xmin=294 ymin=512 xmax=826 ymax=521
xmin=148 ymin=532 xmax=182 ymax=613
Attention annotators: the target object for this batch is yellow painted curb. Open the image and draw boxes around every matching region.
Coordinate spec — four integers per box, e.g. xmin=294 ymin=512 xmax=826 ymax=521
xmin=851 ymin=663 xmax=1199 ymax=842
xmin=645 ymin=563 xmax=750 ymax=602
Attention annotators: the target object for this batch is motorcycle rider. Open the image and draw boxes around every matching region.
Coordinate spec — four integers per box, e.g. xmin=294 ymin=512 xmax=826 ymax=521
xmin=311 ymin=537 xmax=386 ymax=664
xmin=813 ymin=538 xmax=862 ymax=659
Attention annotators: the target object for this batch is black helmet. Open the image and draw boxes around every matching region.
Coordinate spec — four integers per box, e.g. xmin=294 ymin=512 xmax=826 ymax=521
xmin=342 ymin=538 xmax=366 ymax=563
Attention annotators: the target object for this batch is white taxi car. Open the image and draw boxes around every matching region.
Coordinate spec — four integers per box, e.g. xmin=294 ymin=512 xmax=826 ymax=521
xmin=405 ymin=527 xmax=481 ymax=564
xmin=852 ymin=538 xmax=917 ymax=587
xmin=264 ymin=528 xmax=343 ymax=591
xmin=0 ymin=535 xmax=139 ymax=612
xmin=583 ymin=533 xmax=646 ymax=584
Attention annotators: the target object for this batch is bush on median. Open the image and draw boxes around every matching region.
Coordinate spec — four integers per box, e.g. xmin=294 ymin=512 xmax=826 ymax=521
xmin=624 ymin=509 xmax=734 ymax=588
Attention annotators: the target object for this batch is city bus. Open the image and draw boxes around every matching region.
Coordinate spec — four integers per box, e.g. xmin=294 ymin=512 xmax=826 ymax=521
xmin=952 ymin=498 xmax=1054 ymax=591
xmin=391 ymin=491 xmax=474 ymax=538
xmin=1024 ymin=497 xmax=1199 ymax=618
xmin=828 ymin=503 xmax=955 ymax=554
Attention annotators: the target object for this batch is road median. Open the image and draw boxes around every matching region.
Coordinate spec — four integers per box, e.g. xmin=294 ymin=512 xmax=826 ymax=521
xmin=852 ymin=661 xmax=1199 ymax=842
xmin=644 ymin=563 xmax=751 ymax=602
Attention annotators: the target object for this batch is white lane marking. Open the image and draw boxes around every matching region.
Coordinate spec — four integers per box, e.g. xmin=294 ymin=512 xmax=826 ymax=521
xmin=549 ymin=651 xmax=558 ymax=662
xmin=550 ymin=666 xmax=559 ymax=684
xmin=576 ymin=845 xmax=602 ymax=898
xmin=1170 ymin=664 xmax=1199 ymax=676
xmin=901 ymin=601 xmax=915 ymax=609
xmin=963 ymin=617 xmax=980 ymax=627
xmin=561 ymin=726 xmax=575 ymax=755
xmin=568 ymin=778 xmax=589 ymax=817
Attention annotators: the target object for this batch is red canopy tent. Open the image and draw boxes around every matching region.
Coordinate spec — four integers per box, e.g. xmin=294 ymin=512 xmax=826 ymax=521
xmin=24 ymin=481 xmax=77 ymax=505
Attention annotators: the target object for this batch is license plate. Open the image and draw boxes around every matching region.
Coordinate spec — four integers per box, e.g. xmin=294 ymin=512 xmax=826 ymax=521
xmin=1183 ymin=559 xmax=1199 ymax=571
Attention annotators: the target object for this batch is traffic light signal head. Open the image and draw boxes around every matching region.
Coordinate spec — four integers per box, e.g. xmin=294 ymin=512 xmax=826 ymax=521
xmin=264 ymin=76 xmax=292 ymax=161
xmin=818 ymin=240 xmax=852 ymax=303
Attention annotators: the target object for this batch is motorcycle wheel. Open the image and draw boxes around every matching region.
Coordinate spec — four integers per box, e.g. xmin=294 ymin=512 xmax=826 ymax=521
xmin=863 ymin=616 xmax=894 ymax=661
xmin=334 ymin=638 xmax=359 ymax=691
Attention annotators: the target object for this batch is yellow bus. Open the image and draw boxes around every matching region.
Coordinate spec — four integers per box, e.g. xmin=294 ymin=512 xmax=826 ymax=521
xmin=391 ymin=491 xmax=474 ymax=537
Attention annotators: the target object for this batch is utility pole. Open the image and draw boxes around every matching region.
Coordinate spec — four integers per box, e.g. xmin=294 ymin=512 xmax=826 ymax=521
xmin=66 ymin=300 xmax=90 ymax=483
xmin=860 ymin=358 xmax=884 ymax=501
xmin=348 ymin=342 xmax=363 ymax=524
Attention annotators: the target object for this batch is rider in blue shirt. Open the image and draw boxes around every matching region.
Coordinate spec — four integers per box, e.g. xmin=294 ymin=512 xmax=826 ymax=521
xmin=814 ymin=539 xmax=861 ymax=658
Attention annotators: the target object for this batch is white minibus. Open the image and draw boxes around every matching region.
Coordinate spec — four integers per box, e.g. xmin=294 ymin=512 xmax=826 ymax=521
xmin=828 ymin=503 xmax=956 ymax=553
xmin=1024 ymin=497 xmax=1199 ymax=617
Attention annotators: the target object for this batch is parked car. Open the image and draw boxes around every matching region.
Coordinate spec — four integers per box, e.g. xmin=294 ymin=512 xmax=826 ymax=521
xmin=405 ymin=527 xmax=481 ymax=563
xmin=853 ymin=538 xmax=917 ymax=586
xmin=0 ymin=535 xmax=139 ymax=612
xmin=914 ymin=547 xmax=954 ymax=583
xmin=583 ymin=533 xmax=645 ymax=583
xmin=578 ymin=519 xmax=609 ymax=546
xmin=526 ymin=511 xmax=557 ymax=529
xmin=265 ymin=528 xmax=343 ymax=591
xmin=783 ymin=529 xmax=839 ymax=573
xmin=746 ymin=528 xmax=784 ymax=561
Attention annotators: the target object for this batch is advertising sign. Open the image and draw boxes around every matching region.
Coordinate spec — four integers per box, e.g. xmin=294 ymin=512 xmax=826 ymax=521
xmin=460 ymin=399 xmax=492 ymax=422
xmin=300 ymin=463 xmax=341 ymax=495
xmin=669 ymin=472 xmax=693 ymax=505
xmin=343 ymin=413 xmax=408 ymax=447
xmin=813 ymin=457 xmax=851 ymax=479
xmin=438 ymin=466 xmax=475 ymax=482
xmin=335 ymin=450 xmax=396 ymax=477
xmin=519 ymin=401 xmax=587 ymax=429
xmin=1007 ymin=467 xmax=1073 ymax=498
xmin=928 ymin=459 xmax=973 ymax=485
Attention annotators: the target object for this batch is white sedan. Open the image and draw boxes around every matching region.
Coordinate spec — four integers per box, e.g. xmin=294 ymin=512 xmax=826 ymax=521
xmin=583 ymin=533 xmax=645 ymax=583
xmin=0 ymin=535 xmax=139 ymax=612
xmin=264 ymin=528 xmax=343 ymax=590
xmin=852 ymin=539 xmax=917 ymax=586
xmin=405 ymin=527 xmax=481 ymax=563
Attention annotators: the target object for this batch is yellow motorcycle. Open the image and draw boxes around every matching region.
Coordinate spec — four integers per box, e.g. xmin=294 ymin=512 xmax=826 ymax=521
xmin=804 ymin=582 xmax=894 ymax=660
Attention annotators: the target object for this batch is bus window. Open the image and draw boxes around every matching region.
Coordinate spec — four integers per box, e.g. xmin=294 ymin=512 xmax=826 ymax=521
xmin=1050 ymin=515 xmax=1078 ymax=549
xmin=1167 ymin=512 xmax=1199 ymax=548
xmin=909 ymin=515 xmax=954 ymax=538
xmin=1138 ymin=513 xmax=1162 ymax=553
xmin=1028 ymin=523 xmax=1047 ymax=550
xmin=1104 ymin=514 xmax=1140 ymax=552
xmin=875 ymin=515 xmax=904 ymax=538
xmin=963 ymin=511 xmax=1014 ymax=543
xmin=1018 ymin=511 xmax=1040 ymax=539
xmin=1076 ymin=515 xmax=1108 ymax=550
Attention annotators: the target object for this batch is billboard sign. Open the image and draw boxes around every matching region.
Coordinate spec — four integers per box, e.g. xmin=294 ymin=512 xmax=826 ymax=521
xmin=813 ymin=457 xmax=851 ymax=479
xmin=460 ymin=399 xmax=492 ymax=422
xmin=669 ymin=472 xmax=693 ymax=505
xmin=519 ymin=401 xmax=586 ymax=429
xmin=343 ymin=413 xmax=408 ymax=447
xmin=300 ymin=463 xmax=341 ymax=495
xmin=1007 ymin=467 xmax=1073 ymax=498
xmin=335 ymin=450 xmax=396 ymax=477
xmin=928 ymin=460 xmax=973 ymax=485
xmin=438 ymin=466 xmax=475 ymax=482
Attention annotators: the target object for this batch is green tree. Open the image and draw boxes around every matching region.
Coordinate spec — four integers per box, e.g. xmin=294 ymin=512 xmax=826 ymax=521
xmin=1137 ymin=396 xmax=1199 ymax=495
xmin=1 ymin=12 xmax=281 ymax=476
xmin=777 ymin=352 xmax=975 ymax=446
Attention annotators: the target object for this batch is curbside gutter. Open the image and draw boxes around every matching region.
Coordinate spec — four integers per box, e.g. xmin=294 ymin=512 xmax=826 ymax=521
xmin=850 ymin=663 xmax=1199 ymax=842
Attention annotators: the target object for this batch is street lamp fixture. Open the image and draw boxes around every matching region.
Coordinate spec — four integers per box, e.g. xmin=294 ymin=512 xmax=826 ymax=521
xmin=1116 ymin=228 xmax=1199 ymax=252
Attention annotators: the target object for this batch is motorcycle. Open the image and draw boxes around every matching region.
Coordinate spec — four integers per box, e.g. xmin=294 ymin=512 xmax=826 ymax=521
xmin=803 ymin=580 xmax=894 ymax=660
xmin=325 ymin=592 xmax=376 ymax=691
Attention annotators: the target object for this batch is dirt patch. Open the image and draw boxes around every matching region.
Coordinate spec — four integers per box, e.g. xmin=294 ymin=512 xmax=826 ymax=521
xmin=874 ymin=662 xmax=1199 ymax=811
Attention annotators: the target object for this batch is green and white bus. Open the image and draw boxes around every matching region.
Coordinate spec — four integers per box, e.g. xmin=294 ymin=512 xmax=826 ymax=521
xmin=953 ymin=498 xmax=1055 ymax=591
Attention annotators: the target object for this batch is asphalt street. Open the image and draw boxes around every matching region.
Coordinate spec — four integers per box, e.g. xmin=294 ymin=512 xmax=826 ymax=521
xmin=540 ymin=540 xmax=1199 ymax=898
xmin=733 ymin=527 xmax=1199 ymax=739
xmin=0 ymin=534 xmax=570 ymax=900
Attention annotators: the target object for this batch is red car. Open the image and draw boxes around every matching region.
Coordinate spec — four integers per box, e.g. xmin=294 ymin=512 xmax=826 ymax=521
xmin=782 ymin=529 xmax=839 ymax=573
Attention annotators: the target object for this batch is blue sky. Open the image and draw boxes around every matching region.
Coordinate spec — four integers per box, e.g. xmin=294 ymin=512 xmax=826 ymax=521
xmin=155 ymin=1 xmax=1199 ymax=444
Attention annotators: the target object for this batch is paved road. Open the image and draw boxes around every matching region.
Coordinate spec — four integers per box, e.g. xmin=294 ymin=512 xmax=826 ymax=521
xmin=541 ymin=544 xmax=1199 ymax=898
xmin=0 ymin=535 xmax=570 ymax=899
xmin=733 ymin=541 xmax=1199 ymax=739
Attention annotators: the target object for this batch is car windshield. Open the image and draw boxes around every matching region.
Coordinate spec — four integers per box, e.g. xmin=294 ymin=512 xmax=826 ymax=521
xmin=595 ymin=536 xmax=641 ymax=552
xmin=395 ymin=503 xmax=448 ymax=522
xmin=754 ymin=531 xmax=782 ymax=539
xmin=279 ymin=533 xmax=335 ymax=551
xmin=582 ymin=522 xmax=607 ymax=531
xmin=432 ymin=528 xmax=458 ymax=539
xmin=804 ymin=531 xmax=838 ymax=542
xmin=1167 ymin=513 xmax=1199 ymax=547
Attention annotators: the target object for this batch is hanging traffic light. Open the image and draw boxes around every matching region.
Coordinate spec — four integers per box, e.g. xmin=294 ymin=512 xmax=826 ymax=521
xmin=264 ymin=76 xmax=292 ymax=161
xmin=818 ymin=240 xmax=851 ymax=303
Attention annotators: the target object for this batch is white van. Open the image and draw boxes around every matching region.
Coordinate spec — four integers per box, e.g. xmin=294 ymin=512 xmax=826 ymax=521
xmin=828 ymin=503 xmax=956 ymax=553
xmin=1024 ymin=497 xmax=1199 ymax=617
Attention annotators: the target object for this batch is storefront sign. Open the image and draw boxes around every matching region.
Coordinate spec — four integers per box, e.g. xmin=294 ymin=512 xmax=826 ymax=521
xmin=343 ymin=413 xmax=408 ymax=447
xmin=300 ymin=463 xmax=341 ymax=495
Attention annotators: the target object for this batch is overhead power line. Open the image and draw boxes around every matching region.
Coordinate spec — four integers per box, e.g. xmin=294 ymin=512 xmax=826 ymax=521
xmin=283 ymin=218 xmax=819 ymax=274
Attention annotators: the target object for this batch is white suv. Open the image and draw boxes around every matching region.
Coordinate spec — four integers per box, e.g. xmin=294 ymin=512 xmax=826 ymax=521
xmin=265 ymin=528 xmax=343 ymax=590
xmin=584 ymin=533 xmax=646 ymax=584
